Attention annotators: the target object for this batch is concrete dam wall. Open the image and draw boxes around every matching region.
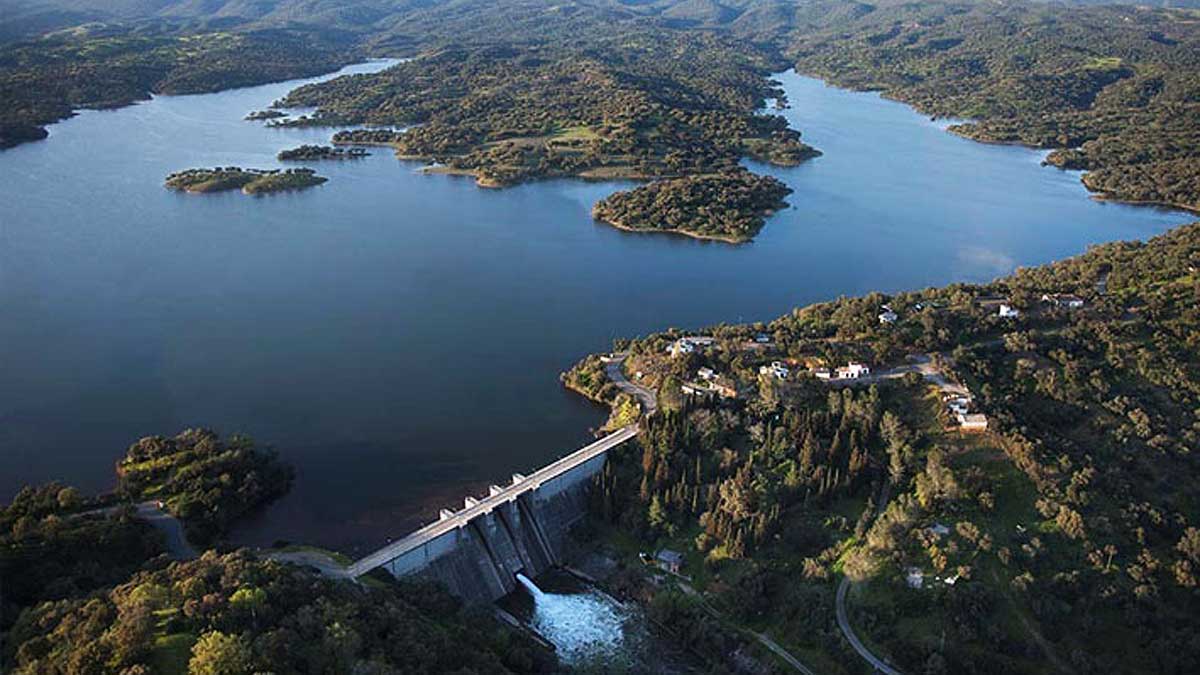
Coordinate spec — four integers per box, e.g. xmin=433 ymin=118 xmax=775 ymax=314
xmin=347 ymin=425 xmax=637 ymax=603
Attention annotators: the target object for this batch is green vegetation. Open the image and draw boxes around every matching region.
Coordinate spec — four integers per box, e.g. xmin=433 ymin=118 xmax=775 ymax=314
xmin=570 ymin=221 xmax=1200 ymax=672
xmin=592 ymin=169 xmax=793 ymax=242
xmin=277 ymin=144 xmax=368 ymax=161
xmin=0 ymin=484 xmax=164 ymax=634
xmin=117 ymin=429 xmax=293 ymax=543
xmin=165 ymin=167 xmax=327 ymax=195
xmin=5 ymin=550 xmax=554 ymax=674
xmin=0 ymin=29 xmax=353 ymax=149
xmin=245 ymin=109 xmax=287 ymax=121
xmin=278 ymin=34 xmax=817 ymax=189
xmin=789 ymin=2 xmax=1200 ymax=211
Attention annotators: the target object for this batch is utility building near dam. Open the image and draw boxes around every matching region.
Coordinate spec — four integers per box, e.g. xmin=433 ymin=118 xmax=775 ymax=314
xmin=346 ymin=425 xmax=638 ymax=603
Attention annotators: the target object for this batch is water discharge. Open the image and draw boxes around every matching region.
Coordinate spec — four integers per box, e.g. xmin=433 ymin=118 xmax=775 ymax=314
xmin=515 ymin=573 xmax=631 ymax=667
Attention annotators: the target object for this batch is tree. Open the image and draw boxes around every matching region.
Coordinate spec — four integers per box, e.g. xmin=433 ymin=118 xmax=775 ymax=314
xmin=189 ymin=631 xmax=252 ymax=675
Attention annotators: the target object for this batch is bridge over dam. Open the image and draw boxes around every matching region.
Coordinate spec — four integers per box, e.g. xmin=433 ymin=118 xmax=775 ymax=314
xmin=346 ymin=424 xmax=639 ymax=602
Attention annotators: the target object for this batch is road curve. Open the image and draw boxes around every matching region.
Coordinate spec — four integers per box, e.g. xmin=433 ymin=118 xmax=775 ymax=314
xmin=836 ymin=577 xmax=903 ymax=675
xmin=604 ymin=353 xmax=658 ymax=413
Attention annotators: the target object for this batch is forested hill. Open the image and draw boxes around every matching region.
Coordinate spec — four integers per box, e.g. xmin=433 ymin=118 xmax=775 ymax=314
xmin=569 ymin=220 xmax=1200 ymax=673
xmin=789 ymin=2 xmax=1200 ymax=211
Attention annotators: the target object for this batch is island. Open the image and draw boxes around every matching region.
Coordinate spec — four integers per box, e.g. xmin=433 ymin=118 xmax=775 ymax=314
xmin=245 ymin=109 xmax=288 ymax=121
xmin=164 ymin=167 xmax=327 ymax=195
xmin=277 ymin=144 xmax=369 ymax=161
xmin=592 ymin=170 xmax=793 ymax=243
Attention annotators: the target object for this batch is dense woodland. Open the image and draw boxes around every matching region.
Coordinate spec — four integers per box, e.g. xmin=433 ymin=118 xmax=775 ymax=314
xmin=117 ymin=429 xmax=294 ymax=543
xmin=279 ymin=34 xmax=816 ymax=190
xmin=0 ymin=29 xmax=351 ymax=149
xmin=2 ymin=434 xmax=553 ymax=674
xmin=592 ymin=170 xmax=793 ymax=242
xmin=5 ymin=551 xmax=552 ymax=674
xmin=572 ymin=221 xmax=1200 ymax=673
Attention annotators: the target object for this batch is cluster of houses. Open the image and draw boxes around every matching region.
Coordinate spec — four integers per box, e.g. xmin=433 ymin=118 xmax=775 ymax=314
xmin=987 ymin=293 xmax=1087 ymax=319
xmin=814 ymin=361 xmax=872 ymax=381
xmin=681 ymin=367 xmax=738 ymax=399
xmin=945 ymin=392 xmax=987 ymax=431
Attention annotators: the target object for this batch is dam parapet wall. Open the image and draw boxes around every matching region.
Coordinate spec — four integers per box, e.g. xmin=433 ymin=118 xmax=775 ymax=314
xmin=349 ymin=425 xmax=636 ymax=603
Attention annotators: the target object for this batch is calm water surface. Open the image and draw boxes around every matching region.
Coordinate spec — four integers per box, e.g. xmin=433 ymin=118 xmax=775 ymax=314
xmin=0 ymin=64 xmax=1189 ymax=553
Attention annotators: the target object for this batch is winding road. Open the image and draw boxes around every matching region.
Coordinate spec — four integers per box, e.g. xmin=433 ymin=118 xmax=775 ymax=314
xmin=603 ymin=352 xmax=658 ymax=413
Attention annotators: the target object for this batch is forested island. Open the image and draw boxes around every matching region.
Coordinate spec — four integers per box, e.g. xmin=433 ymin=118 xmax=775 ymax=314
xmin=165 ymin=167 xmax=327 ymax=194
xmin=245 ymin=109 xmax=287 ymax=121
xmin=565 ymin=221 xmax=1200 ymax=673
xmin=277 ymin=144 xmax=369 ymax=161
xmin=592 ymin=170 xmax=792 ymax=243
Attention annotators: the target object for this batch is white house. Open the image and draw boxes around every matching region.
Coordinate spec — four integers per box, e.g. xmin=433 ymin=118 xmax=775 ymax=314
xmin=813 ymin=368 xmax=833 ymax=380
xmin=905 ymin=567 xmax=924 ymax=589
xmin=667 ymin=339 xmax=696 ymax=357
xmin=878 ymin=309 xmax=898 ymax=325
xmin=697 ymin=367 xmax=716 ymax=381
xmin=836 ymin=362 xmax=871 ymax=379
xmin=998 ymin=304 xmax=1020 ymax=318
xmin=1041 ymin=293 xmax=1085 ymax=309
xmin=760 ymin=361 xmax=789 ymax=380
xmin=957 ymin=413 xmax=988 ymax=431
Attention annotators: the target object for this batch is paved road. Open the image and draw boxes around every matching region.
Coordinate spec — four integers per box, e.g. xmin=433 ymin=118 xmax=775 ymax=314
xmin=827 ymin=353 xmax=968 ymax=397
xmin=347 ymin=424 xmax=641 ymax=577
xmin=266 ymin=549 xmax=352 ymax=579
xmin=76 ymin=501 xmax=197 ymax=559
xmin=836 ymin=577 xmax=902 ymax=675
xmin=754 ymin=631 xmax=817 ymax=675
xmin=604 ymin=353 xmax=658 ymax=413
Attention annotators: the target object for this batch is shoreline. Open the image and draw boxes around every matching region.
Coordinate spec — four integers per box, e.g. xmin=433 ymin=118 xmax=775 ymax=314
xmin=597 ymin=215 xmax=754 ymax=244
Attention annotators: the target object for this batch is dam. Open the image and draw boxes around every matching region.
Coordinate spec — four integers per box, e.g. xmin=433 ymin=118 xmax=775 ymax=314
xmin=347 ymin=424 xmax=639 ymax=602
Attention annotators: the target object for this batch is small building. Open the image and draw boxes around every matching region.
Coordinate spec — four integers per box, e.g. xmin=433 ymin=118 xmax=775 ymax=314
xmin=760 ymin=361 xmax=789 ymax=380
xmin=878 ymin=309 xmax=898 ymax=325
xmin=813 ymin=368 xmax=833 ymax=380
xmin=905 ymin=567 xmax=924 ymax=589
xmin=656 ymin=549 xmax=684 ymax=574
xmin=1041 ymin=293 xmax=1085 ymax=309
xmin=836 ymin=362 xmax=871 ymax=379
xmin=697 ymin=367 xmax=716 ymax=381
xmin=667 ymin=339 xmax=696 ymax=357
xmin=754 ymin=333 xmax=772 ymax=344
xmin=681 ymin=382 xmax=713 ymax=398
xmin=998 ymin=304 xmax=1020 ymax=318
xmin=928 ymin=522 xmax=951 ymax=537
xmin=957 ymin=413 xmax=988 ymax=431
xmin=710 ymin=378 xmax=738 ymax=399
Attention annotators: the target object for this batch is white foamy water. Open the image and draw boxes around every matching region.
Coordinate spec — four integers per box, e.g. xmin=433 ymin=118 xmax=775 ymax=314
xmin=516 ymin=573 xmax=632 ymax=666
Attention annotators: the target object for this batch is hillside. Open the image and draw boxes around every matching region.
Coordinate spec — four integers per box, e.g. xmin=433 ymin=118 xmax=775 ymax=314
xmin=568 ymin=221 xmax=1200 ymax=673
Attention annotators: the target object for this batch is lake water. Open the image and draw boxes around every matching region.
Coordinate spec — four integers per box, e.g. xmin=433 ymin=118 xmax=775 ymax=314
xmin=0 ymin=63 xmax=1189 ymax=554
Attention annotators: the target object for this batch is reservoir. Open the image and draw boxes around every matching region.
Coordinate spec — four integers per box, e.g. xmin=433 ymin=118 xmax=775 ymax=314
xmin=0 ymin=63 xmax=1189 ymax=554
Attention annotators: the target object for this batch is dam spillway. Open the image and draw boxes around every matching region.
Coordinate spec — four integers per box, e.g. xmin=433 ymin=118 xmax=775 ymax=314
xmin=346 ymin=424 xmax=638 ymax=602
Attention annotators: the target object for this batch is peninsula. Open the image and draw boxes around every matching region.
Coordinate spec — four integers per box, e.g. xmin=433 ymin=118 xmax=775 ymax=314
xmin=165 ymin=167 xmax=327 ymax=195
